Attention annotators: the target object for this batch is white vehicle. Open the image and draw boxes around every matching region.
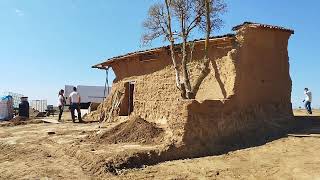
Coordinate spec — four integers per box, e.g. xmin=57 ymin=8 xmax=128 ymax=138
xmin=30 ymin=100 xmax=47 ymax=113
xmin=65 ymin=85 xmax=110 ymax=108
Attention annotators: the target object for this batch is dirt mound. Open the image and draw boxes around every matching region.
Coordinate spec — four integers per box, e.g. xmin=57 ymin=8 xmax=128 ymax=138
xmin=98 ymin=116 xmax=164 ymax=144
xmin=36 ymin=112 xmax=46 ymax=117
xmin=0 ymin=116 xmax=43 ymax=127
xmin=29 ymin=109 xmax=47 ymax=118
xmin=10 ymin=116 xmax=28 ymax=122
xmin=29 ymin=109 xmax=39 ymax=118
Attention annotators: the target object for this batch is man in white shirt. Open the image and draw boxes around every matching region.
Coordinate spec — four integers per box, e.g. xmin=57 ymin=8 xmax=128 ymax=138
xmin=69 ymin=87 xmax=83 ymax=123
xmin=303 ymin=88 xmax=312 ymax=114
xmin=58 ymin=89 xmax=66 ymax=122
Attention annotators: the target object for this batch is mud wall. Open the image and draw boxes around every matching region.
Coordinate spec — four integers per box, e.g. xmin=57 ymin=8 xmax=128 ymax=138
xmin=178 ymin=26 xmax=294 ymax=156
xmin=234 ymin=27 xmax=293 ymax=107
xmin=87 ymin=25 xmax=296 ymax=171
xmin=113 ymin=53 xmax=237 ymax=144
xmin=111 ymin=50 xmax=172 ymax=82
xmin=175 ymin=100 xmax=294 ymax=158
xmin=96 ymin=37 xmax=237 ymax=144
xmin=86 ymin=25 xmax=297 ymax=171
xmin=111 ymin=37 xmax=237 ymax=101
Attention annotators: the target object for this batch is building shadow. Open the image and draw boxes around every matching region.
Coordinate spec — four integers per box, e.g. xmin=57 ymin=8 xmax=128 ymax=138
xmin=287 ymin=116 xmax=320 ymax=138
xmin=101 ymin=115 xmax=320 ymax=173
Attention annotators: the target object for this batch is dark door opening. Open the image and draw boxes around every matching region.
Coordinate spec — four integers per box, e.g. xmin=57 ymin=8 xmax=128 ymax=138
xmin=119 ymin=81 xmax=135 ymax=116
xmin=128 ymin=82 xmax=134 ymax=115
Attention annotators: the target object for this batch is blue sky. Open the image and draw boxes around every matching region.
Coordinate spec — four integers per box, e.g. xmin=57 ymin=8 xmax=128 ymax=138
xmin=0 ymin=0 xmax=319 ymax=107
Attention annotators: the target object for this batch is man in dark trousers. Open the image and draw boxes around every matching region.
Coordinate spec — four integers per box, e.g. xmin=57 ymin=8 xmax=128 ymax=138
xmin=69 ymin=87 xmax=83 ymax=123
xmin=303 ymin=88 xmax=312 ymax=114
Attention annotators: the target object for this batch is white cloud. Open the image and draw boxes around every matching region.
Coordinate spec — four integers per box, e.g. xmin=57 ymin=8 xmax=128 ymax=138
xmin=14 ymin=8 xmax=24 ymax=16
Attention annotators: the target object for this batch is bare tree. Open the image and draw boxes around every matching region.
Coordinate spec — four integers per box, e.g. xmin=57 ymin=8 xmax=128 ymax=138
xmin=142 ymin=0 xmax=227 ymax=99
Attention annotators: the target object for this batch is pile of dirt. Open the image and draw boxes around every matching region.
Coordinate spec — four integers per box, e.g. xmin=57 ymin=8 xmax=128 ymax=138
xmin=98 ymin=116 xmax=164 ymax=144
xmin=36 ymin=112 xmax=46 ymax=117
xmin=10 ymin=116 xmax=28 ymax=122
xmin=0 ymin=116 xmax=43 ymax=127
xmin=29 ymin=108 xmax=40 ymax=118
xmin=29 ymin=109 xmax=47 ymax=118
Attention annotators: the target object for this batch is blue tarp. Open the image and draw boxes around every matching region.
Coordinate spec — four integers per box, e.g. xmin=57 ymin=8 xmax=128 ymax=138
xmin=1 ymin=95 xmax=13 ymax=101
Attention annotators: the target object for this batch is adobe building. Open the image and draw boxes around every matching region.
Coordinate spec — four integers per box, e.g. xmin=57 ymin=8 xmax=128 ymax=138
xmin=90 ymin=22 xmax=294 ymax=159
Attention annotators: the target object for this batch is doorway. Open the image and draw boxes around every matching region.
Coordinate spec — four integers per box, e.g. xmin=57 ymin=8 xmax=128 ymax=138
xmin=128 ymin=82 xmax=135 ymax=114
xmin=119 ymin=81 xmax=135 ymax=116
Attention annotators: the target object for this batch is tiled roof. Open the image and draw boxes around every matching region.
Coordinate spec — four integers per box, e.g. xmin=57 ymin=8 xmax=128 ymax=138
xmin=232 ymin=22 xmax=294 ymax=34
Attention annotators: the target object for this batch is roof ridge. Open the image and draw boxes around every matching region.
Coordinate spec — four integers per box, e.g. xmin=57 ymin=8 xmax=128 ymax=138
xmin=232 ymin=22 xmax=294 ymax=34
xmin=93 ymin=34 xmax=236 ymax=69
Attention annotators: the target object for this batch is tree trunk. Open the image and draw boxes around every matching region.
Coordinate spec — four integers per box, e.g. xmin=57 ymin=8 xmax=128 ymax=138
xmin=165 ymin=0 xmax=182 ymax=89
xmin=191 ymin=0 xmax=211 ymax=96
xmin=179 ymin=7 xmax=193 ymax=99
xmin=191 ymin=0 xmax=227 ymax=99
xmin=181 ymin=36 xmax=193 ymax=99
xmin=169 ymin=40 xmax=182 ymax=89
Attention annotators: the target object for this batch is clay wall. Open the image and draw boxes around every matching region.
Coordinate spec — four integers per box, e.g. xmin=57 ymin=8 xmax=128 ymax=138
xmin=102 ymin=38 xmax=237 ymax=143
xmin=234 ymin=27 xmax=293 ymax=108
xmin=180 ymin=27 xmax=294 ymax=154
xmin=111 ymin=50 xmax=172 ymax=82
xmin=93 ymin=24 xmax=293 ymax=148
xmin=89 ymin=24 xmax=295 ymax=169
xmin=110 ymin=37 xmax=237 ymax=124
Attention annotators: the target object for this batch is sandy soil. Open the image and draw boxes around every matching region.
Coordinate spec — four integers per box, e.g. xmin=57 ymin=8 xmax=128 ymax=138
xmin=0 ymin=110 xmax=319 ymax=179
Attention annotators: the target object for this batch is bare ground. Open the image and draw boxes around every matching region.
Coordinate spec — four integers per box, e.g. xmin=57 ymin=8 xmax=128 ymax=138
xmin=0 ymin=110 xmax=319 ymax=179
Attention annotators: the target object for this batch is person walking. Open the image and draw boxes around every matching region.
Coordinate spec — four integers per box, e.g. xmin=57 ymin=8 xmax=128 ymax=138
xmin=58 ymin=89 xmax=66 ymax=122
xmin=69 ymin=87 xmax=83 ymax=123
xmin=303 ymin=88 xmax=312 ymax=114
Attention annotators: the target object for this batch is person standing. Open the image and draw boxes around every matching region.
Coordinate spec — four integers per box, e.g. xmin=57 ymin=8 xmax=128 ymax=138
xmin=69 ymin=87 xmax=83 ymax=123
xmin=303 ymin=88 xmax=312 ymax=114
xmin=58 ymin=89 xmax=66 ymax=122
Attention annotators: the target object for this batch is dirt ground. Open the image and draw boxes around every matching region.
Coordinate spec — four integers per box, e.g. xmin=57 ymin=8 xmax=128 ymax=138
xmin=0 ymin=110 xmax=319 ymax=179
